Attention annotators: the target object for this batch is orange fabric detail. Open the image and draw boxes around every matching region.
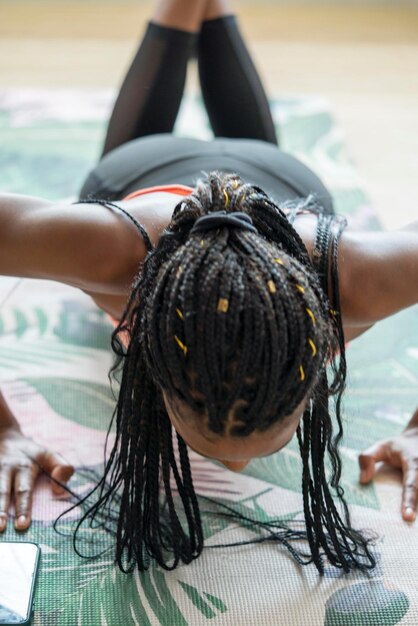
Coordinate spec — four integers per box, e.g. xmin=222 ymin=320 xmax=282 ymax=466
xmin=123 ymin=184 xmax=193 ymax=201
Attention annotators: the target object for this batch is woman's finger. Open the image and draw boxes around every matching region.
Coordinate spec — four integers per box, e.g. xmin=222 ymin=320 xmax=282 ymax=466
xmin=39 ymin=451 xmax=75 ymax=495
xmin=13 ymin=464 xmax=38 ymax=531
xmin=50 ymin=464 xmax=75 ymax=496
xmin=400 ymin=458 xmax=418 ymax=522
xmin=358 ymin=440 xmax=391 ymax=483
xmin=0 ymin=464 xmax=14 ymax=532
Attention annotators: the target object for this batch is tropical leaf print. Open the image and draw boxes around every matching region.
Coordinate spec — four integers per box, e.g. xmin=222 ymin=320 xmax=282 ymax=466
xmin=1 ymin=89 xmax=418 ymax=625
xmin=13 ymin=496 xmax=232 ymax=626
xmin=239 ymin=427 xmax=380 ymax=510
xmin=54 ymin=300 xmax=114 ymax=350
xmin=0 ymin=301 xmax=113 ymax=350
xmin=51 ymin=557 xmax=228 ymax=626
xmin=22 ymin=377 xmax=116 ymax=431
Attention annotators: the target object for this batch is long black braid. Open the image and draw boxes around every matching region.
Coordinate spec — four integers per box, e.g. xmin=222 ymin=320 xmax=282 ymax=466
xmin=51 ymin=171 xmax=377 ymax=575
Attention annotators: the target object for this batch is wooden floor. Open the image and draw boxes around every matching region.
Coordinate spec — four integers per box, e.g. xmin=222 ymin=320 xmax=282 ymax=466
xmin=1 ymin=2 xmax=418 ymax=229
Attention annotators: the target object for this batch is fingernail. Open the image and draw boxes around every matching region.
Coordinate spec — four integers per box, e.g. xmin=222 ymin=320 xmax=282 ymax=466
xmin=360 ymin=471 xmax=367 ymax=482
xmin=16 ymin=515 xmax=27 ymax=527
xmin=405 ymin=507 xmax=416 ymax=521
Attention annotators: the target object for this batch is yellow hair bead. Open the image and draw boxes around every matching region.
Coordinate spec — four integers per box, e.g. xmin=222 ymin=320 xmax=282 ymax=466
xmin=176 ymin=308 xmax=184 ymax=321
xmin=273 ymin=258 xmax=284 ymax=265
xmin=174 ymin=335 xmax=187 ymax=355
xmin=267 ymin=280 xmax=276 ymax=294
xmin=300 ymin=365 xmax=305 ymax=381
xmin=233 ymin=179 xmax=239 ymax=189
xmin=223 ymin=189 xmax=229 ymax=208
xmin=295 ymin=284 xmax=305 ymax=294
xmin=330 ymin=308 xmax=337 ymax=317
xmin=200 ymin=239 xmax=205 ymax=246
xmin=306 ymin=307 xmax=316 ymax=325
xmin=308 ymin=338 xmax=317 ymax=357
xmin=217 ymin=298 xmax=229 ymax=313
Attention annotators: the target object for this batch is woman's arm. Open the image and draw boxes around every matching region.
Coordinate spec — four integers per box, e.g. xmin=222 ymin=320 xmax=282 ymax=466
xmin=339 ymin=220 xmax=418 ymax=327
xmin=0 ymin=193 xmax=149 ymax=531
xmin=0 ymin=193 xmax=144 ymax=292
xmin=341 ymin=221 xmax=418 ymax=522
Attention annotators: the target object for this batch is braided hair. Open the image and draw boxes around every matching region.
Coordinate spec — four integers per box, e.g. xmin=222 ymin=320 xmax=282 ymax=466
xmin=55 ymin=171 xmax=377 ymax=576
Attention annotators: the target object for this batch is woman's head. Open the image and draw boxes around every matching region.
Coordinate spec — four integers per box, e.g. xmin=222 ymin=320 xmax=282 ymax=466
xmin=71 ymin=172 xmax=376 ymax=576
xmin=162 ymin=388 xmax=307 ymax=472
xmin=142 ymin=171 xmax=332 ymax=428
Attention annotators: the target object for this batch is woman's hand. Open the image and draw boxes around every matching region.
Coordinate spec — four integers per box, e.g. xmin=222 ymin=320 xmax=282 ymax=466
xmin=359 ymin=408 xmax=418 ymax=523
xmin=0 ymin=425 xmax=74 ymax=532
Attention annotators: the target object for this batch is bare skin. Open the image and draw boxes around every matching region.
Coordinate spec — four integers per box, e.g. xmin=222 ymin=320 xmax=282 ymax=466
xmin=152 ymin=0 xmax=211 ymax=31
xmin=162 ymin=391 xmax=307 ymax=473
xmin=0 ymin=0 xmax=418 ymax=532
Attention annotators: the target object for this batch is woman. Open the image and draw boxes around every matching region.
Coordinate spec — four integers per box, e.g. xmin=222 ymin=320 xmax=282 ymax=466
xmin=0 ymin=0 xmax=417 ymax=576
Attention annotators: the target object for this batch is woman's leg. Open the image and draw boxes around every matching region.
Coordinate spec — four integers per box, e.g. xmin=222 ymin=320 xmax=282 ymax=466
xmin=101 ymin=0 xmax=207 ymax=157
xmin=198 ymin=0 xmax=278 ymax=145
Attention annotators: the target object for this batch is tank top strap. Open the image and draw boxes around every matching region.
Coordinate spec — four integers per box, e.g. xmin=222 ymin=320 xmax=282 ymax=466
xmin=285 ymin=204 xmax=323 ymax=226
xmin=76 ymin=185 xmax=193 ymax=255
xmin=284 ymin=205 xmax=299 ymax=225
xmin=74 ymin=197 xmax=154 ymax=254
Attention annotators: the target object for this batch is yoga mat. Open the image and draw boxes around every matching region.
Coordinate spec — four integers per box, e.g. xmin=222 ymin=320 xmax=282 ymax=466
xmin=0 ymin=89 xmax=417 ymax=626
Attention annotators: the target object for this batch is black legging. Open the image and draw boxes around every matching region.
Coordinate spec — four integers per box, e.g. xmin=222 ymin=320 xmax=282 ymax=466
xmin=80 ymin=15 xmax=333 ymax=213
xmin=101 ymin=15 xmax=277 ymax=156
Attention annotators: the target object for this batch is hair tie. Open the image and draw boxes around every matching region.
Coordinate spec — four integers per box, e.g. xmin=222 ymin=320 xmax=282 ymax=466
xmin=190 ymin=210 xmax=257 ymax=234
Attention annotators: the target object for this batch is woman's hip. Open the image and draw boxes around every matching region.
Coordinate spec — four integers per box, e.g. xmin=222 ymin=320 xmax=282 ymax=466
xmin=79 ymin=134 xmax=334 ymax=213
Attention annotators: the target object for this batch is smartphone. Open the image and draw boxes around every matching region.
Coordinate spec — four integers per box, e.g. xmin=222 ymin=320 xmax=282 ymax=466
xmin=0 ymin=542 xmax=41 ymax=626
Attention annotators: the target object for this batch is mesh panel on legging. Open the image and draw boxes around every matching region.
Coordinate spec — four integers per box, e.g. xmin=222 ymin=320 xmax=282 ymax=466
xmin=197 ymin=15 xmax=278 ymax=145
xmin=101 ymin=22 xmax=197 ymax=157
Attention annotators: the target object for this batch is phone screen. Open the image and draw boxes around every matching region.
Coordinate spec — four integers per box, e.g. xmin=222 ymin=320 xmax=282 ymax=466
xmin=0 ymin=542 xmax=41 ymax=625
